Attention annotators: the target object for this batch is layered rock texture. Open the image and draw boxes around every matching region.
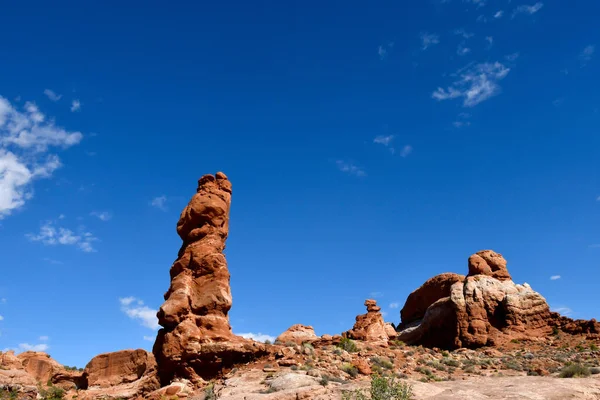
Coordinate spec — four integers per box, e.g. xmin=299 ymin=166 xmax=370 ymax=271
xmin=397 ymin=250 xmax=552 ymax=349
xmin=344 ymin=300 xmax=391 ymax=345
xmin=153 ymin=172 xmax=266 ymax=384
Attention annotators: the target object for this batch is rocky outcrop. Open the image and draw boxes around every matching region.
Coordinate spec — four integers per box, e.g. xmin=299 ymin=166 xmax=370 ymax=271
xmin=276 ymin=325 xmax=318 ymax=345
xmin=344 ymin=300 xmax=391 ymax=344
xmin=17 ymin=351 xmax=64 ymax=383
xmin=549 ymin=313 xmax=600 ymax=337
xmin=153 ymin=173 xmax=266 ymax=385
xmin=467 ymin=250 xmax=511 ymax=281
xmin=84 ymin=349 xmax=158 ymax=389
xmin=401 ymin=273 xmax=465 ymax=325
xmin=397 ymin=250 xmax=551 ymax=349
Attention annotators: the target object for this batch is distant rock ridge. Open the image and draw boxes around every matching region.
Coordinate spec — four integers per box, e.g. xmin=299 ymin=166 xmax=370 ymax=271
xmin=396 ymin=250 xmax=553 ymax=349
xmin=152 ymin=172 xmax=266 ymax=384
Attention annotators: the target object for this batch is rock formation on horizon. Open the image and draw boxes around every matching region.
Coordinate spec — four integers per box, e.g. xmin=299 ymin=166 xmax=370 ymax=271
xmin=344 ymin=300 xmax=392 ymax=345
xmin=396 ymin=250 xmax=552 ymax=349
xmin=153 ymin=172 xmax=266 ymax=384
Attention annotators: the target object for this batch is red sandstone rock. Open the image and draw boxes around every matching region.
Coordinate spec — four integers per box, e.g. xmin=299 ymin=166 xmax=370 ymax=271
xmin=153 ymin=173 xmax=266 ymax=384
xmin=344 ymin=300 xmax=389 ymax=344
xmin=17 ymin=351 xmax=64 ymax=383
xmin=84 ymin=349 xmax=158 ymax=389
xmin=467 ymin=250 xmax=511 ymax=281
xmin=400 ymin=273 xmax=465 ymax=324
xmin=397 ymin=250 xmax=551 ymax=349
xmin=276 ymin=325 xmax=318 ymax=345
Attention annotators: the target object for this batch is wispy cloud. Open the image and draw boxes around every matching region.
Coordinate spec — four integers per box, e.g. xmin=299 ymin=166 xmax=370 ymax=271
xmin=336 ymin=160 xmax=366 ymax=177
xmin=0 ymin=96 xmax=82 ymax=219
xmin=43 ymin=89 xmax=62 ymax=102
xmin=454 ymin=29 xmax=474 ymax=39
xmin=580 ymin=45 xmax=595 ymax=66
xmin=588 ymin=244 xmax=600 ymax=249
xmin=378 ymin=42 xmax=394 ymax=60
xmin=39 ymin=336 xmax=49 ymax=341
xmin=399 ymin=145 xmax=413 ymax=158
xmin=119 ymin=297 xmax=159 ymax=330
xmin=432 ymin=62 xmax=510 ymax=107
xmin=457 ymin=42 xmax=471 ymax=56
xmin=485 ymin=36 xmax=494 ymax=49
xmin=18 ymin=343 xmax=49 ymax=352
xmin=494 ymin=10 xmax=504 ymax=18
xmin=26 ymin=221 xmax=98 ymax=252
xmin=237 ymin=332 xmax=276 ymax=343
xmin=143 ymin=336 xmax=154 ymax=342
xmin=420 ymin=32 xmax=440 ymax=50
xmin=150 ymin=196 xmax=168 ymax=211
xmin=389 ymin=302 xmax=400 ymax=309
xmin=453 ymin=112 xmax=472 ymax=128
xmin=0 ymin=315 xmax=4 ymax=321
xmin=369 ymin=291 xmax=384 ymax=298
xmin=505 ymin=53 xmax=519 ymax=62
xmin=43 ymin=257 xmax=63 ymax=265
xmin=551 ymin=306 xmax=572 ymax=316
xmin=512 ymin=2 xmax=543 ymax=18
xmin=550 ymin=275 xmax=561 ymax=281
xmin=374 ymin=135 xmax=395 ymax=147
xmin=70 ymin=100 xmax=81 ymax=112
xmin=90 ymin=211 xmax=112 ymax=221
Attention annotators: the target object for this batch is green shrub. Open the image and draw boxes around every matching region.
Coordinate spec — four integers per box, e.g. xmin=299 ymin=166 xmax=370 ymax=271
xmin=590 ymin=343 xmax=598 ymax=351
xmin=338 ymin=338 xmax=359 ymax=353
xmin=342 ymin=374 xmax=413 ymax=400
xmin=38 ymin=386 xmax=65 ymax=400
xmin=341 ymin=363 xmax=359 ymax=378
xmin=371 ymin=356 xmax=394 ymax=370
xmin=559 ymin=364 xmax=591 ymax=378
xmin=441 ymin=358 xmax=460 ymax=367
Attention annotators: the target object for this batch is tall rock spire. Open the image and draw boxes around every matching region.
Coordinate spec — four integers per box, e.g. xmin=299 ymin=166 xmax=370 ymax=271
xmin=153 ymin=173 xmax=265 ymax=385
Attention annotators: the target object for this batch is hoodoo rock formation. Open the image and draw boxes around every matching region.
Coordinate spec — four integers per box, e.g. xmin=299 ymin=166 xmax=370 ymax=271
xmin=344 ymin=300 xmax=392 ymax=345
xmin=397 ymin=250 xmax=552 ymax=349
xmin=276 ymin=324 xmax=319 ymax=345
xmin=153 ymin=172 xmax=266 ymax=385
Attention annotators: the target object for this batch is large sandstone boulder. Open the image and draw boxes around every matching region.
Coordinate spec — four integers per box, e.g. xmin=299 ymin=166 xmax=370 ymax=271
xmin=84 ymin=349 xmax=158 ymax=389
xmin=276 ymin=325 xmax=318 ymax=345
xmin=344 ymin=300 xmax=391 ymax=345
xmin=153 ymin=173 xmax=266 ymax=385
xmin=17 ymin=351 xmax=64 ymax=383
xmin=397 ymin=250 xmax=551 ymax=349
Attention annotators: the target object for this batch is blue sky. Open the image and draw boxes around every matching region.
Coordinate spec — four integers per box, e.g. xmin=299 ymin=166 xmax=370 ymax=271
xmin=0 ymin=0 xmax=599 ymax=368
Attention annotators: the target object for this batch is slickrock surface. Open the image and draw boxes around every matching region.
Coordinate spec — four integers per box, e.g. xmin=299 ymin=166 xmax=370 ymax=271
xmin=153 ymin=172 xmax=266 ymax=384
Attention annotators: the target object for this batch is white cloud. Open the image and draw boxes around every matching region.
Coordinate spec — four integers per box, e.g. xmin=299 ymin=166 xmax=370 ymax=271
xmin=70 ymin=100 xmax=81 ymax=112
xmin=90 ymin=211 xmax=112 ymax=221
xmin=399 ymin=145 xmax=413 ymax=158
xmin=494 ymin=10 xmax=504 ymax=18
xmin=0 ymin=315 xmax=3 ymax=321
xmin=381 ymin=310 xmax=388 ymax=317
xmin=119 ymin=297 xmax=159 ymax=330
xmin=18 ymin=343 xmax=49 ymax=352
xmin=1 ymin=298 xmax=5 ymax=304
xmin=589 ymin=244 xmax=600 ymax=248
xmin=143 ymin=336 xmax=154 ymax=342
xmin=150 ymin=196 xmax=168 ymax=211
xmin=39 ymin=336 xmax=49 ymax=341
xmin=550 ymin=275 xmax=561 ymax=280
xmin=420 ymin=32 xmax=440 ymax=50
xmin=580 ymin=45 xmax=595 ymax=65
xmin=512 ymin=2 xmax=543 ymax=18
xmin=505 ymin=53 xmax=519 ymax=62
xmin=374 ymin=135 xmax=395 ymax=147
xmin=336 ymin=160 xmax=366 ymax=177
xmin=378 ymin=45 xmax=388 ymax=60
xmin=389 ymin=302 xmax=400 ymax=309
xmin=551 ymin=306 xmax=572 ymax=316
xmin=457 ymin=43 xmax=471 ymax=56
xmin=43 ymin=89 xmax=62 ymax=102
xmin=0 ymin=96 xmax=82 ymax=219
xmin=237 ymin=332 xmax=276 ymax=343
xmin=432 ymin=62 xmax=510 ymax=107
xmin=26 ymin=221 xmax=98 ymax=253
xmin=454 ymin=29 xmax=474 ymax=39
xmin=485 ymin=36 xmax=494 ymax=48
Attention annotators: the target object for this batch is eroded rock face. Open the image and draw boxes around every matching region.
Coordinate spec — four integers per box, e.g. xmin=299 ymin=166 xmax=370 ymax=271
xmin=344 ymin=300 xmax=390 ymax=344
xmin=153 ymin=173 xmax=266 ymax=385
xmin=276 ymin=325 xmax=318 ymax=345
xmin=84 ymin=349 xmax=158 ymax=390
xmin=467 ymin=250 xmax=511 ymax=281
xmin=397 ymin=250 xmax=551 ymax=349
xmin=17 ymin=351 xmax=64 ymax=383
